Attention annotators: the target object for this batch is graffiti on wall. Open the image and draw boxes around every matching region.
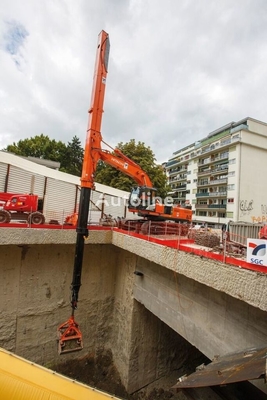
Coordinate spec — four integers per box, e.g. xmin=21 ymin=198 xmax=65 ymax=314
xmin=250 ymin=203 xmax=267 ymax=223
xmin=239 ymin=199 xmax=253 ymax=217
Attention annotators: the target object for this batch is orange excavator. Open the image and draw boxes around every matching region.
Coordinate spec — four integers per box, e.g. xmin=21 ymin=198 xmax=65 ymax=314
xmin=58 ymin=30 xmax=192 ymax=354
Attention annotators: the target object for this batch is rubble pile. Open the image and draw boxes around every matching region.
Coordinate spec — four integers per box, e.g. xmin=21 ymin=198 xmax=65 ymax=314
xmin=194 ymin=230 xmax=220 ymax=248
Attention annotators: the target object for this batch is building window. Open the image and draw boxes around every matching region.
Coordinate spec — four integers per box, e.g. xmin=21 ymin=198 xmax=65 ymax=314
xmin=228 ymin=184 xmax=235 ymax=190
xmin=221 ymin=138 xmax=231 ymax=146
xmin=229 ymin=158 xmax=236 ymax=164
xmin=199 ymin=211 xmax=207 ymax=216
xmin=227 ymin=198 xmax=234 ymax=203
xmin=220 ymin=151 xmax=229 ymax=159
xmin=228 ymin=171 xmax=235 ymax=177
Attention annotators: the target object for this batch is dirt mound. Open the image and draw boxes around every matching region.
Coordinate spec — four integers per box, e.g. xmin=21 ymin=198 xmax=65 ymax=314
xmin=54 ymin=350 xmax=128 ymax=398
xmin=53 ymin=349 xmax=189 ymax=399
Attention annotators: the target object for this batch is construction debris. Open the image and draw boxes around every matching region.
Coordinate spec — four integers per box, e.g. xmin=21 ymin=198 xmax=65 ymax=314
xmin=191 ymin=229 xmax=220 ymax=248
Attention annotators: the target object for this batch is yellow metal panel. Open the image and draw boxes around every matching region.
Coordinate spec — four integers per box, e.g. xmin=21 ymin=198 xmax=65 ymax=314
xmin=0 ymin=348 xmax=122 ymax=400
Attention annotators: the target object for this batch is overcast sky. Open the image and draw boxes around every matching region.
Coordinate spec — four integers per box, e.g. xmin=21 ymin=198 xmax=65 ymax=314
xmin=1 ymin=1 xmax=267 ymax=163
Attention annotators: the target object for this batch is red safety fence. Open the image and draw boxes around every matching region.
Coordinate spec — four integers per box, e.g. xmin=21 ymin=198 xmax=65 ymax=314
xmin=113 ymin=221 xmax=267 ymax=274
xmin=1 ymin=218 xmax=266 ymax=274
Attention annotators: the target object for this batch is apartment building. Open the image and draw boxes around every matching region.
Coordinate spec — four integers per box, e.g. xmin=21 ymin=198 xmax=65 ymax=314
xmin=165 ymin=117 xmax=267 ymax=226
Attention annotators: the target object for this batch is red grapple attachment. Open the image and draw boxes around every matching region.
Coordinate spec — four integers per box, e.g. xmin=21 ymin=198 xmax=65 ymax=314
xmin=57 ymin=315 xmax=83 ymax=355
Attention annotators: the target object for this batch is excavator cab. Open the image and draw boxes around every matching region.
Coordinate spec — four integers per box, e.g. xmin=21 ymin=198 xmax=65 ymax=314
xmin=128 ymin=186 xmax=157 ymax=212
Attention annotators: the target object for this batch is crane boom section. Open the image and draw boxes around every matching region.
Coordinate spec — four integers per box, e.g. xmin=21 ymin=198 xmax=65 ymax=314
xmin=98 ymin=149 xmax=153 ymax=187
xmin=81 ymin=30 xmax=110 ymax=189
xmin=80 ymin=30 xmax=153 ymax=190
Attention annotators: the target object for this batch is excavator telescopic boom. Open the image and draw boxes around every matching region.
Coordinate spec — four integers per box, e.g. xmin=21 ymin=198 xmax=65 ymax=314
xmin=58 ymin=30 xmax=110 ymax=355
xmin=58 ymin=30 xmax=192 ymax=354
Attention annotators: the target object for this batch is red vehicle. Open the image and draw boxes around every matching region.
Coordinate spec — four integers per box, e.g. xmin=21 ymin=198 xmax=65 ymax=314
xmin=0 ymin=192 xmax=45 ymax=225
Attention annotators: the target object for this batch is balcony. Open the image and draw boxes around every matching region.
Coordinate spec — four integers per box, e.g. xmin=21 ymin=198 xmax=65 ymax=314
xmin=198 ymin=158 xmax=211 ymax=166
xmin=166 ymin=160 xmax=179 ymax=168
xmin=176 ymin=176 xmax=187 ymax=182
xmin=209 ymin=178 xmax=228 ymax=185
xmin=198 ymin=168 xmax=211 ymax=176
xmin=195 ymin=204 xmax=208 ymax=209
xmin=208 ymin=204 xmax=226 ymax=209
xmin=211 ymin=165 xmax=229 ymax=174
xmin=209 ymin=191 xmax=227 ymax=197
xmin=197 ymin=181 xmax=209 ymax=187
xmin=198 ymin=153 xmax=229 ymax=167
xmin=196 ymin=193 xmax=209 ymax=198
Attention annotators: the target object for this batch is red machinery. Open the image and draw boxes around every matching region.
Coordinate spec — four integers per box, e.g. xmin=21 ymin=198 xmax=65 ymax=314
xmin=57 ymin=30 xmax=192 ymax=354
xmin=0 ymin=192 xmax=45 ymax=224
xmin=57 ymin=30 xmax=110 ymax=354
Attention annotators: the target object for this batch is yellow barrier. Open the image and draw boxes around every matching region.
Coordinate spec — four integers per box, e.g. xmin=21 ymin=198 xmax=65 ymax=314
xmin=0 ymin=347 xmax=123 ymax=400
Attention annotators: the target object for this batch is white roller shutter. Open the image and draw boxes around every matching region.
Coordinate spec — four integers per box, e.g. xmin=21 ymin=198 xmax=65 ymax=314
xmin=7 ymin=166 xmax=33 ymax=193
xmin=90 ymin=190 xmax=103 ymax=211
xmin=30 ymin=174 xmax=46 ymax=197
xmin=6 ymin=166 xmax=46 ymax=198
xmin=44 ymin=178 xmax=77 ymax=224
xmin=101 ymin=193 xmax=126 ymax=218
xmin=82 ymin=190 xmax=126 ymax=223
xmin=0 ymin=163 xmax=8 ymax=191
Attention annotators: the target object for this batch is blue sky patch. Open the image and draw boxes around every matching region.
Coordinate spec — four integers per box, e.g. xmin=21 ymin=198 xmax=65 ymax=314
xmin=4 ymin=20 xmax=29 ymax=56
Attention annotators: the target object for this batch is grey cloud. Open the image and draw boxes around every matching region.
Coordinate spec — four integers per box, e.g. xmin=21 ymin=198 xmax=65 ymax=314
xmin=1 ymin=0 xmax=267 ymax=163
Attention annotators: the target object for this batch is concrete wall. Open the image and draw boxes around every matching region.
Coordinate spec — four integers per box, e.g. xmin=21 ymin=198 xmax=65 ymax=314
xmin=110 ymin=249 xmax=194 ymax=392
xmin=1 ymin=228 xmax=267 ymax=393
xmin=0 ymin=242 xmax=116 ymax=364
xmin=112 ymin=231 xmax=267 ymax=311
xmin=133 ymin=257 xmax=267 ymax=360
xmin=0 ymin=228 xmax=193 ymax=393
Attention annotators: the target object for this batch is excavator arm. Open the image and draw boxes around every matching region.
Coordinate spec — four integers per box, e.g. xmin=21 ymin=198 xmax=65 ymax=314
xmin=90 ymin=147 xmax=153 ymax=188
xmin=57 ymin=30 xmax=155 ymax=355
xmin=57 ymin=29 xmax=190 ymax=354
xmin=58 ymin=30 xmax=110 ymax=354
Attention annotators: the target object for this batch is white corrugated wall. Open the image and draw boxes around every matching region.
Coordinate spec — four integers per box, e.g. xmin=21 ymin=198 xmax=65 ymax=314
xmin=7 ymin=166 xmax=33 ymax=193
xmin=44 ymin=178 xmax=78 ymax=223
xmin=0 ymin=153 xmax=133 ymax=223
xmin=0 ymin=163 xmax=8 ymax=191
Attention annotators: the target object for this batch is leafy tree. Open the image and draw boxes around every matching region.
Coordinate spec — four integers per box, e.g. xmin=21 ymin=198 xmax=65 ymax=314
xmin=5 ymin=134 xmax=66 ymax=162
xmin=60 ymin=136 xmax=84 ymax=176
xmin=95 ymin=139 xmax=169 ymax=198
xmin=4 ymin=134 xmax=84 ymax=176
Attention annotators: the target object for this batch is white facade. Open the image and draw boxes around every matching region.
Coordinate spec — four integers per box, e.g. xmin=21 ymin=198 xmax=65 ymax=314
xmin=0 ymin=151 xmax=131 ymax=223
xmin=165 ymin=117 xmax=267 ymax=226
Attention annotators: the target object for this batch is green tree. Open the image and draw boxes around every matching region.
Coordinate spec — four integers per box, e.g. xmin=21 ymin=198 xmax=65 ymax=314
xmin=5 ymin=134 xmax=66 ymax=163
xmin=60 ymin=136 xmax=84 ymax=176
xmin=95 ymin=139 xmax=169 ymax=198
xmin=4 ymin=134 xmax=84 ymax=177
